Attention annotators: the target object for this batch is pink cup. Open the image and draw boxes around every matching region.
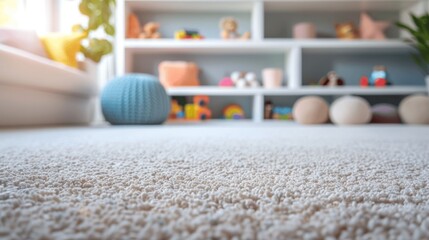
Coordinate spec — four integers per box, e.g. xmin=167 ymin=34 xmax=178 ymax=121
xmin=262 ymin=68 xmax=283 ymax=88
xmin=293 ymin=22 xmax=316 ymax=39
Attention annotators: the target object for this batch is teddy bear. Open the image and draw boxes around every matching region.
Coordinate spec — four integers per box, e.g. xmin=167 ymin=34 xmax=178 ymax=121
xmin=139 ymin=22 xmax=161 ymax=39
xmin=219 ymin=17 xmax=250 ymax=40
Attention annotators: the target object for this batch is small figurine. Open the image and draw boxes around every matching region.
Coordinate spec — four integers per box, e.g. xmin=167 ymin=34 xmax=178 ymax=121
xmin=220 ymin=17 xmax=251 ymax=40
xmin=175 ymin=29 xmax=204 ymax=40
xmin=139 ymin=22 xmax=161 ymax=39
xmin=223 ymin=105 xmax=245 ymax=120
xmin=319 ymin=71 xmax=345 ymax=86
xmin=335 ymin=22 xmax=359 ymax=39
xmin=230 ymin=71 xmax=259 ymax=88
xmin=361 ymin=65 xmax=389 ymax=87
xmin=264 ymin=101 xmax=274 ymax=119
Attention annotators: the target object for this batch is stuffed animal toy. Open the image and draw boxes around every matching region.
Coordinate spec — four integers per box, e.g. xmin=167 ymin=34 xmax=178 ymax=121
xmin=335 ymin=22 xmax=359 ymax=39
xmin=219 ymin=17 xmax=250 ymax=40
xmin=230 ymin=71 xmax=259 ymax=88
xmin=319 ymin=71 xmax=345 ymax=86
xmin=139 ymin=22 xmax=161 ymax=39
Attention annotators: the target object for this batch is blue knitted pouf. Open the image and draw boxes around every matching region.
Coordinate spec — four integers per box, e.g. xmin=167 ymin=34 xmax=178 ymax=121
xmin=101 ymin=74 xmax=170 ymax=125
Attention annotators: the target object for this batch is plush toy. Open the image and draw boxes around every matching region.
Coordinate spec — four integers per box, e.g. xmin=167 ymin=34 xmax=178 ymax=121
xmin=139 ymin=22 xmax=161 ymax=39
xmin=220 ymin=17 xmax=250 ymax=40
xmin=335 ymin=22 xmax=359 ymax=39
xmin=127 ymin=13 xmax=141 ymax=38
xmin=223 ymin=105 xmax=245 ymax=120
xmin=230 ymin=71 xmax=259 ymax=88
xmin=319 ymin=71 xmax=345 ymax=86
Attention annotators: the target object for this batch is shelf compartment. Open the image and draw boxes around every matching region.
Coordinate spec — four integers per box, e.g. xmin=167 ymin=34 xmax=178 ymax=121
xmin=126 ymin=0 xmax=254 ymax=12
xmin=301 ymin=51 xmax=424 ymax=86
xmin=131 ymin=52 xmax=286 ymax=86
xmin=126 ymin=1 xmax=252 ymax=39
xmin=169 ymin=95 xmax=253 ymax=120
xmin=264 ymin=9 xmax=401 ymax=39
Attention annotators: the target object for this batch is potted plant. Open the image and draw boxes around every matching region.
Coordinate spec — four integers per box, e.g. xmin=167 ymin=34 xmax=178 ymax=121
xmin=397 ymin=13 xmax=429 ymax=92
xmin=73 ymin=0 xmax=116 ymax=68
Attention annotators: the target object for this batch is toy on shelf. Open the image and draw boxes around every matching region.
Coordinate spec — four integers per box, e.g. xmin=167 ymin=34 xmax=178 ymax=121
xmin=273 ymin=107 xmax=293 ymax=120
xmin=335 ymin=22 xmax=359 ymax=39
xmin=140 ymin=22 xmax=161 ymax=39
xmin=159 ymin=61 xmax=200 ymax=88
xmin=228 ymin=71 xmax=259 ymax=88
xmin=220 ymin=17 xmax=250 ymax=40
xmin=175 ymin=29 xmax=204 ymax=40
xmin=127 ymin=13 xmax=141 ymax=38
xmin=170 ymin=99 xmax=185 ymax=119
xmin=360 ymin=12 xmax=390 ymax=40
xmin=219 ymin=77 xmax=235 ymax=87
xmin=223 ymin=104 xmax=245 ymax=120
xmin=319 ymin=71 xmax=345 ymax=86
xmin=264 ymin=101 xmax=274 ymax=119
xmin=185 ymin=95 xmax=212 ymax=120
xmin=264 ymin=101 xmax=293 ymax=120
xmin=126 ymin=13 xmax=161 ymax=39
xmin=360 ymin=65 xmax=390 ymax=87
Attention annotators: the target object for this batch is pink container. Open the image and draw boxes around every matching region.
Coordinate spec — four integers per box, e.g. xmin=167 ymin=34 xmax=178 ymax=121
xmin=262 ymin=68 xmax=283 ymax=88
xmin=293 ymin=22 xmax=316 ymax=39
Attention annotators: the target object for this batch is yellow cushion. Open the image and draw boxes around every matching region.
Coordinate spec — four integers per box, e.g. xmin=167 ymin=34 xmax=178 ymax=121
xmin=40 ymin=33 xmax=85 ymax=68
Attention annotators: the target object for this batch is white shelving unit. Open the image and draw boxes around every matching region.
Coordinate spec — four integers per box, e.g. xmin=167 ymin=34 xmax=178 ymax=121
xmin=115 ymin=0 xmax=427 ymax=123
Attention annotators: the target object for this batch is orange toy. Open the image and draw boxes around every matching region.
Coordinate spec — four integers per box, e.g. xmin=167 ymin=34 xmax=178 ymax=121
xmin=127 ymin=13 xmax=141 ymax=38
xmin=193 ymin=95 xmax=211 ymax=120
xmin=158 ymin=61 xmax=200 ymax=88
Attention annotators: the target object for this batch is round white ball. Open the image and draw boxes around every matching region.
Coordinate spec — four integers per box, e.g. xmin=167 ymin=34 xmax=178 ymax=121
xmin=330 ymin=96 xmax=372 ymax=125
xmin=293 ymin=96 xmax=329 ymax=124
xmin=399 ymin=94 xmax=429 ymax=124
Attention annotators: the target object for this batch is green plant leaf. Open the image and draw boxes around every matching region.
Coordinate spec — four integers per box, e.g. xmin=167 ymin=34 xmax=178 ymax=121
xmin=104 ymin=23 xmax=115 ymax=36
xmin=77 ymin=0 xmax=115 ymax=63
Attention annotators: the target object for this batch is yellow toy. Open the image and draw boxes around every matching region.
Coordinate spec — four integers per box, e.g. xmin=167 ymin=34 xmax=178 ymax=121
xmin=184 ymin=95 xmax=212 ymax=120
xmin=223 ymin=104 xmax=245 ymax=119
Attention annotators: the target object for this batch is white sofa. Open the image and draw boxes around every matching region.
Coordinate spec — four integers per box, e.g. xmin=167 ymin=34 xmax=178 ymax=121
xmin=0 ymin=44 xmax=98 ymax=126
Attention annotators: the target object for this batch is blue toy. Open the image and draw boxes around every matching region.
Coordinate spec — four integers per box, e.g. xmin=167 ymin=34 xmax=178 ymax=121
xmin=101 ymin=74 xmax=170 ymax=125
xmin=273 ymin=107 xmax=293 ymax=120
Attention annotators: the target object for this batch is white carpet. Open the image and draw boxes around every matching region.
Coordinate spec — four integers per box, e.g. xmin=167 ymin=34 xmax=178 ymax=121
xmin=0 ymin=125 xmax=429 ymax=239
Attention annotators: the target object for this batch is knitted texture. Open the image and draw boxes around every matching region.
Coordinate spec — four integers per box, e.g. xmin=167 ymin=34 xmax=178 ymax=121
xmin=101 ymin=74 xmax=170 ymax=124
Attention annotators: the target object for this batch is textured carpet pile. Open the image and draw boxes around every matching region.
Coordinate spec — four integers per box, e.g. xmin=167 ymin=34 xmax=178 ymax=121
xmin=0 ymin=126 xmax=429 ymax=239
